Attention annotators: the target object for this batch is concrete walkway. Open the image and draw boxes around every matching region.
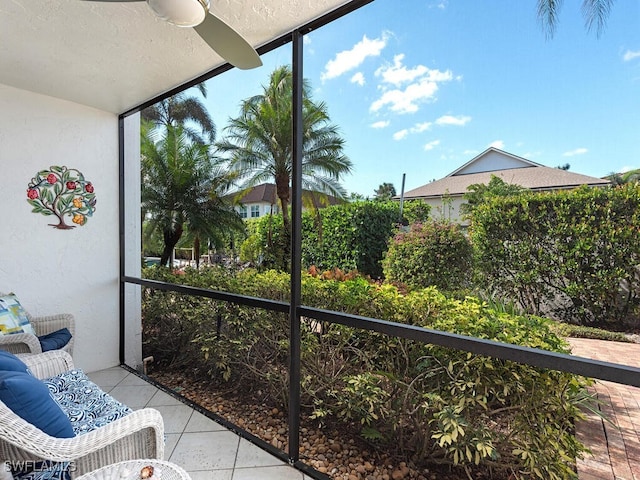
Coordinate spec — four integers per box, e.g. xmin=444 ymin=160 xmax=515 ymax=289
xmin=568 ymin=338 xmax=640 ymax=480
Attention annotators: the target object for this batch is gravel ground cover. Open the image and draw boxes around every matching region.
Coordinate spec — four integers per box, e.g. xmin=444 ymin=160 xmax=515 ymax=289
xmin=150 ymin=370 xmax=489 ymax=480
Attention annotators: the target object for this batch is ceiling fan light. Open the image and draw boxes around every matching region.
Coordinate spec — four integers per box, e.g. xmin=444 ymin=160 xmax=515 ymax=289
xmin=147 ymin=0 xmax=209 ymax=27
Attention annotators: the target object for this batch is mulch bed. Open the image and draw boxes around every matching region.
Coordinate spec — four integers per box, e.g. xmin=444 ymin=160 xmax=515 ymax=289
xmin=149 ymin=368 xmax=493 ymax=480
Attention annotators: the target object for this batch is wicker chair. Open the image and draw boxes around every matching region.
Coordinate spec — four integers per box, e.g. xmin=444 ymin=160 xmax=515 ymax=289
xmin=0 ymin=293 xmax=75 ymax=356
xmin=0 ymin=351 xmax=165 ymax=479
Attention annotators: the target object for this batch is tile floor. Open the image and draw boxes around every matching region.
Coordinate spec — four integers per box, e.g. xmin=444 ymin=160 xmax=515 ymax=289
xmin=87 ymin=367 xmax=315 ymax=480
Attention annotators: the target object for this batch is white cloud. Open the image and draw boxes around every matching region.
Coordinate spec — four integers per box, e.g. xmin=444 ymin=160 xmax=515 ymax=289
xmin=375 ymin=54 xmax=429 ymax=86
xmin=424 ymin=140 xmax=441 ymax=151
xmin=563 ymin=147 xmax=588 ymax=157
xmin=489 ymin=140 xmax=505 ymax=149
xmin=370 ymin=77 xmax=447 ymax=114
xmin=412 ymin=122 xmax=432 ymax=133
xmin=620 ymin=165 xmax=636 ymax=173
xmin=522 ymin=151 xmax=541 ymax=158
xmin=321 ymin=33 xmax=388 ymax=82
xmin=370 ymin=55 xmax=454 ymax=114
xmin=351 ymin=72 xmax=365 ymax=86
xmin=371 ymin=120 xmax=390 ymax=129
xmin=390 ymin=121 xmax=431 ymax=140
xmin=623 ymin=50 xmax=640 ymax=61
xmin=435 ymin=114 xmax=471 ymax=126
xmin=393 ymin=129 xmax=409 ymax=140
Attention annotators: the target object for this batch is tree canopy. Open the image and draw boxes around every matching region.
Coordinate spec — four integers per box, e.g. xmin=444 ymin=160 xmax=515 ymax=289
xmin=537 ymin=0 xmax=615 ymax=38
xmin=217 ymin=65 xmax=352 ymax=232
xmin=374 ymin=182 xmax=396 ymax=201
xmin=141 ymin=123 xmax=243 ymax=267
xmin=460 ymin=175 xmax=525 ymax=218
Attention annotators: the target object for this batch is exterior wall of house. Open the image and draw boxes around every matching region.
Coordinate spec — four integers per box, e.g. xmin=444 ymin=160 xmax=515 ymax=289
xmin=456 ymin=150 xmax=530 ymax=175
xmin=422 ymin=196 xmax=467 ymax=224
xmin=0 ymin=83 xmax=122 ymax=372
xmin=237 ymin=202 xmax=278 ymax=219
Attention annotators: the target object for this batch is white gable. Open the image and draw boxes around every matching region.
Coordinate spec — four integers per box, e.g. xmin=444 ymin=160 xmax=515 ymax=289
xmin=451 ymin=148 xmax=538 ymax=176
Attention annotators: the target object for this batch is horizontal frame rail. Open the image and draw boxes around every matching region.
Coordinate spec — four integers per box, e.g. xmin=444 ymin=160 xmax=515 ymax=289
xmin=125 ymin=276 xmax=640 ymax=387
xmin=124 ymin=276 xmax=289 ymax=313
xmin=300 ymin=306 xmax=640 ymax=388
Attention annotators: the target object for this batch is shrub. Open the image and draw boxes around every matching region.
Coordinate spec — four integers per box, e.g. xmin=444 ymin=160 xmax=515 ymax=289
xmin=383 ymin=221 xmax=473 ymax=292
xmin=401 ymin=199 xmax=432 ymax=224
xmin=470 ymin=184 xmax=640 ymax=329
xmin=239 ymin=215 xmax=290 ymax=271
xmin=302 ymin=200 xmax=405 ymax=278
xmin=239 ymin=200 xmax=431 ymax=277
xmin=142 ymin=267 xmax=592 ymax=479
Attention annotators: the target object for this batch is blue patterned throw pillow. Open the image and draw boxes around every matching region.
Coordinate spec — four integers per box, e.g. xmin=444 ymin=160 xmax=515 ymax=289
xmin=0 ymin=294 xmax=36 ymax=336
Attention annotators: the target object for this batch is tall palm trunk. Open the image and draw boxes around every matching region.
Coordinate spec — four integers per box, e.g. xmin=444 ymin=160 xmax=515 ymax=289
xmin=160 ymin=225 xmax=183 ymax=267
xmin=194 ymin=236 xmax=201 ymax=269
xmin=275 ymin=174 xmax=290 ymax=232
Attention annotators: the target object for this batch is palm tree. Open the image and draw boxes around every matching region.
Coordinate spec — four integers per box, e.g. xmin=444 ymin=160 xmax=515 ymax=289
xmin=141 ymin=123 xmax=244 ymax=267
xmin=605 ymin=169 xmax=640 ymax=186
xmin=142 ymin=84 xmax=216 ymax=145
xmin=537 ymin=0 xmax=615 ymax=38
xmin=216 ymin=65 xmax=352 ymax=232
xmin=374 ymin=182 xmax=397 ymax=201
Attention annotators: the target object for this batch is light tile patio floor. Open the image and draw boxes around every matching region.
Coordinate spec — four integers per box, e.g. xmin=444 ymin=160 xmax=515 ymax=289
xmin=87 ymin=367 xmax=315 ymax=480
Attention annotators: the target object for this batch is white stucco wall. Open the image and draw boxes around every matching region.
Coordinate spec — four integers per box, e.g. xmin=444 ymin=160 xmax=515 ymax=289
xmin=423 ymin=196 xmax=467 ymax=224
xmin=123 ymin=113 xmax=142 ymax=371
xmin=0 ymin=83 xmax=121 ymax=372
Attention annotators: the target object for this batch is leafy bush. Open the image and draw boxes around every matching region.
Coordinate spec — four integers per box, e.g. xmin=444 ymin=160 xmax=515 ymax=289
xmin=239 ymin=200 xmax=430 ymax=277
xmin=470 ymin=184 xmax=640 ymax=329
xmin=302 ymin=200 xmax=403 ymax=278
xmin=142 ymin=267 xmax=592 ymax=479
xmin=401 ymin=199 xmax=432 ymax=224
xmin=239 ymin=215 xmax=290 ymax=271
xmin=383 ymin=221 xmax=473 ymax=292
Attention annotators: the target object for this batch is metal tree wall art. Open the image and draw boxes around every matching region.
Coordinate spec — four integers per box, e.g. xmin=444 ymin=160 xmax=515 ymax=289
xmin=27 ymin=166 xmax=97 ymax=229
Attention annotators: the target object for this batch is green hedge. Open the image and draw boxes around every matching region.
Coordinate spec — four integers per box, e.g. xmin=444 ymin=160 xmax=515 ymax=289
xmin=142 ymin=267 xmax=591 ymax=479
xmin=470 ymin=185 xmax=640 ymax=329
xmin=241 ymin=200 xmax=430 ymax=278
xmin=302 ymin=200 xmax=402 ymax=278
xmin=383 ymin=221 xmax=473 ymax=292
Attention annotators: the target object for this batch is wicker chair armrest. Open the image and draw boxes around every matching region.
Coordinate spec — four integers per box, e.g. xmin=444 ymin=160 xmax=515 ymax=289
xmin=29 ymin=313 xmax=76 ymax=338
xmin=69 ymin=408 xmax=165 ymax=477
xmin=0 ymin=407 xmax=164 ymax=477
xmin=17 ymin=351 xmax=75 ymax=379
xmin=0 ymin=333 xmax=42 ymax=354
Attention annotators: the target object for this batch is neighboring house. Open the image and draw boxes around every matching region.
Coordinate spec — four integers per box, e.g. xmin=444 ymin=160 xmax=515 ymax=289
xmin=231 ymin=183 xmax=341 ymax=219
xmin=400 ymin=148 xmax=610 ymax=224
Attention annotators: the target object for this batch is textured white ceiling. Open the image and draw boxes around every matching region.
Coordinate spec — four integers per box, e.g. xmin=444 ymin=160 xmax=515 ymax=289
xmin=0 ymin=0 xmax=350 ymax=114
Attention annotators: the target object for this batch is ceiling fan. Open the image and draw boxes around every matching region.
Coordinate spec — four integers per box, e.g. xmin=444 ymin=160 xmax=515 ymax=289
xmin=85 ymin=0 xmax=262 ymax=70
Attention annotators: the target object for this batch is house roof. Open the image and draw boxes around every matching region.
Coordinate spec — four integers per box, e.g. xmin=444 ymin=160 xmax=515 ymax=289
xmin=402 ymin=148 xmax=610 ymax=199
xmin=235 ymin=183 xmax=279 ymax=204
xmin=232 ymin=183 xmax=341 ymax=207
xmin=1 ymin=0 xmax=356 ymax=114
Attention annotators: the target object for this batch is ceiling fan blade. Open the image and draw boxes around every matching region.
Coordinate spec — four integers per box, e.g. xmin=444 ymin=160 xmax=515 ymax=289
xmin=193 ymin=12 xmax=262 ymax=70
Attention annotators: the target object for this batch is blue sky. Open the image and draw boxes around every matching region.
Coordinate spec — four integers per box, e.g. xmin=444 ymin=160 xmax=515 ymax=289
xmin=201 ymin=0 xmax=640 ymax=197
